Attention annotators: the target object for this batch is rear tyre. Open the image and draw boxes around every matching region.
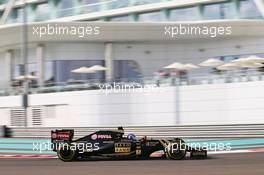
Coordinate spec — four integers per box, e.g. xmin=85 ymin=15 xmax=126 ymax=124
xmin=57 ymin=144 xmax=77 ymax=162
xmin=165 ymin=139 xmax=186 ymax=160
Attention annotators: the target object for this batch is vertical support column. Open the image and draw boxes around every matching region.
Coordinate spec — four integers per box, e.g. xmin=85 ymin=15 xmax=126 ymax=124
xmin=4 ymin=50 xmax=13 ymax=90
xmin=162 ymin=9 xmax=170 ymax=21
xmin=36 ymin=44 xmax=45 ymax=87
xmin=198 ymin=4 xmax=204 ymax=20
xmin=175 ymin=77 xmax=180 ymax=125
xmin=130 ymin=13 xmax=138 ymax=21
xmin=105 ymin=43 xmax=113 ymax=81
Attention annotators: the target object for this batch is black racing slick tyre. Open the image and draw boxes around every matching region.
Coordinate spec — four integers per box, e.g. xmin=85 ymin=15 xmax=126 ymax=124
xmin=165 ymin=139 xmax=186 ymax=160
xmin=57 ymin=144 xmax=77 ymax=162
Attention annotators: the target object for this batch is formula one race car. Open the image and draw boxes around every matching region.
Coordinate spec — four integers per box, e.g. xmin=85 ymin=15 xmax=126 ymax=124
xmin=51 ymin=127 xmax=207 ymax=161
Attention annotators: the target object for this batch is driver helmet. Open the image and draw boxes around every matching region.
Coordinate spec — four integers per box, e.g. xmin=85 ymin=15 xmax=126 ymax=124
xmin=127 ymin=133 xmax=137 ymax=141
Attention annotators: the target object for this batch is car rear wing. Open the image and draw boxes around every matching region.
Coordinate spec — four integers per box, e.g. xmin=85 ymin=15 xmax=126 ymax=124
xmin=51 ymin=129 xmax=74 ymax=143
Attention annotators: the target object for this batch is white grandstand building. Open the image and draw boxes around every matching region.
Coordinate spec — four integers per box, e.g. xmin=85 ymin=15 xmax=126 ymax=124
xmin=0 ymin=0 xmax=264 ymax=127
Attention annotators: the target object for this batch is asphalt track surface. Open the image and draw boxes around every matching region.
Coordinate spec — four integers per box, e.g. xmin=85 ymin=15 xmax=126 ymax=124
xmin=1 ymin=152 xmax=264 ymax=175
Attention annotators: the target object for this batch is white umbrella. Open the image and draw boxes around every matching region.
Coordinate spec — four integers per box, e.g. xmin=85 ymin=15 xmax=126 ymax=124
xmin=16 ymin=74 xmax=37 ymax=81
xmin=183 ymin=64 xmax=199 ymax=70
xmin=71 ymin=67 xmax=96 ymax=74
xmin=164 ymin=62 xmax=186 ymax=70
xmin=232 ymin=55 xmax=264 ymax=64
xmin=238 ymin=62 xmax=264 ymax=68
xmin=216 ymin=63 xmax=240 ymax=71
xmin=88 ymin=65 xmax=107 ymax=71
xmin=231 ymin=58 xmax=248 ymax=64
xmin=244 ymin=55 xmax=264 ymax=63
xmin=199 ymin=58 xmax=224 ymax=67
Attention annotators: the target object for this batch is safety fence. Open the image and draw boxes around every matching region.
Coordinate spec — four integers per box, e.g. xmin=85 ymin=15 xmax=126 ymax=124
xmin=2 ymin=70 xmax=264 ymax=97
xmin=9 ymin=124 xmax=264 ymax=139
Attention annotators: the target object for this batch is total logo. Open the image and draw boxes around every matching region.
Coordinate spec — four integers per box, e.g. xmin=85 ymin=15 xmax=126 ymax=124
xmin=51 ymin=133 xmax=57 ymax=139
xmin=91 ymin=134 xmax=112 ymax=140
xmin=52 ymin=133 xmax=70 ymax=139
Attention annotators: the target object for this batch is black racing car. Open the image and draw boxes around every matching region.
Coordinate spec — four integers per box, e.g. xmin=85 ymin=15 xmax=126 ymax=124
xmin=51 ymin=127 xmax=207 ymax=161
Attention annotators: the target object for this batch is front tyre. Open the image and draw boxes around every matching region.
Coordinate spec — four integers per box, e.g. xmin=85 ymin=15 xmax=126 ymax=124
xmin=165 ymin=139 xmax=186 ymax=160
xmin=57 ymin=144 xmax=77 ymax=162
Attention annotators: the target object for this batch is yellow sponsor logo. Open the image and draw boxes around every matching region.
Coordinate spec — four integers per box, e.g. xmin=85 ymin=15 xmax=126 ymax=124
xmin=115 ymin=143 xmax=131 ymax=153
xmin=115 ymin=147 xmax=131 ymax=153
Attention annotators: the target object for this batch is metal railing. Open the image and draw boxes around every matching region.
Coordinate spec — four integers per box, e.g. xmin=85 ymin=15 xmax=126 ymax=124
xmin=10 ymin=123 xmax=264 ymax=139
xmin=1 ymin=70 xmax=264 ymax=96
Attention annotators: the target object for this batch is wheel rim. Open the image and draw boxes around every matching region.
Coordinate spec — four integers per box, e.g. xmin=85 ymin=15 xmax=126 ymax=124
xmin=57 ymin=145 xmax=76 ymax=161
xmin=166 ymin=140 xmax=186 ymax=160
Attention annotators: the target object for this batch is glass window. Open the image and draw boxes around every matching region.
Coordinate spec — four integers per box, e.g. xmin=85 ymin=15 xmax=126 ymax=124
xmin=7 ymin=8 xmax=23 ymax=23
xmin=113 ymin=60 xmax=142 ymax=81
xmin=220 ymin=2 xmax=237 ymax=19
xmin=58 ymin=0 xmax=74 ymax=17
xmin=45 ymin=61 xmax=54 ymax=81
xmin=169 ymin=7 xmax=200 ymax=21
xmin=52 ymin=60 xmax=105 ymax=83
xmin=28 ymin=63 xmax=37 ymax=75
xmin=138 ymin=11 xmax=162 ymax=22
xmin=12 ymin=60 xmax=140 ymax=83
xmin=239 ymin=0 xmax=262 ymax=19
xmin=109 ymin=15 xmax=130 ymax=22
xmin=35 ymin=3 xmax=49 ymax=21
xmin=83 ymin=0 xmax=99 ymax=4
xmin=81 ymin=0 xmax=100 ymax=13
xmin=203 ymin=2 xmax=236 ymax=19
xmin=13 ymin=63 xmax=37 ymax=79
xmin=131 ymin=0 xmax=162 ymax=6
xmin=60 ymin=0 xmax=73 ymax=9
xmin=42 ymin=60 xmax=142 ymax=83
xmin=109 ymin=0 xmax=130 ymax=10
xmin=13 ymin=64 xmax=24 ymax=79
xmin=204 ymin=4 xmax=221 ymax=19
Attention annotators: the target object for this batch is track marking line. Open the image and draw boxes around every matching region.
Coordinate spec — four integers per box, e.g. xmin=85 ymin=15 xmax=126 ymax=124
xmin=0 ymin=154 xmax=57 ymax=159
xmin=1 ymin=148 xmax=264 ymax=159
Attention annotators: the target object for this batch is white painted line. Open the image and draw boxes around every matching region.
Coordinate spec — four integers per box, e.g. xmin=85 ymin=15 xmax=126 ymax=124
xmin=208 ymin=150 xmax=253 ymax=155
